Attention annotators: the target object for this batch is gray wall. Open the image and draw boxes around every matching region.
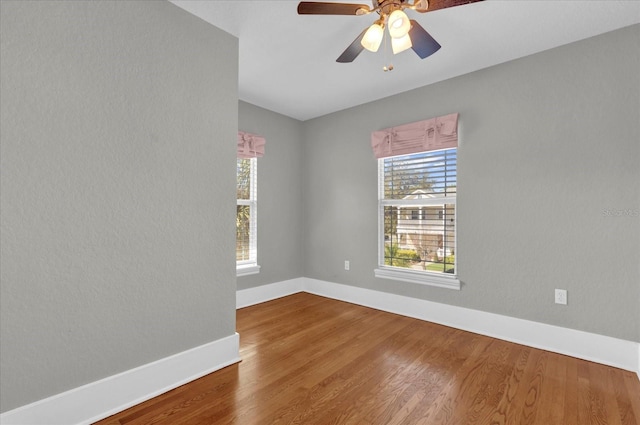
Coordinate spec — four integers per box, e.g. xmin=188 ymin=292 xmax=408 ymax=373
xmin=237 ymin=102 xmax=304 ymax=290
xmin=0 ymin=0 xmax=238 ymax=412
xmin=302 ymin=25 xmax=640 ymax=342
xmin=1 ymin=0 xmax=637 ymax=413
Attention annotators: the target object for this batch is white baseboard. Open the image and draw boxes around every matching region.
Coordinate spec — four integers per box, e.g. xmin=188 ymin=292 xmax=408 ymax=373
xmin=4 ymin=278 xmax=636 ymax=424
xmin=236 ymin=277 xmax=304 ymax=309
xmin=0 ymin=333 xmax=240 ymax=425
xmin=236 ymin=278 xmax=640 ymax=375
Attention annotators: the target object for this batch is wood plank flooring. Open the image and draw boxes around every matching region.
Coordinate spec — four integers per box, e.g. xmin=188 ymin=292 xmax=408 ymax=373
xmin=96 ymin=292 xmax=640 ymax=424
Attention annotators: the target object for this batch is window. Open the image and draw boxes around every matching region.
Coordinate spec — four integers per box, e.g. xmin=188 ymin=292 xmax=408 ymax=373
xmin=375 ymin=148 xmax=459 ymax=289
xmin=236 ymin=130 xmax=264 ymax=276
xmin=371 ymin=113 xmax=459 ymax=289
xmin=237 ymin=157 xmax=259 ymax=276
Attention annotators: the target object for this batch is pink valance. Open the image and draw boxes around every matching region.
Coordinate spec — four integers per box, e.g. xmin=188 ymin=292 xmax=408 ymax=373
xmin=371 ymin=113 xmax=458 ymax=159
xmin=237 ymin=131 xmax=265 ymax=158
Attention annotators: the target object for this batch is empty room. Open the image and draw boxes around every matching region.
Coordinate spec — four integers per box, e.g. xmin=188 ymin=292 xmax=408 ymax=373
xmin=1 ymin=0 xmax=638 ymax=424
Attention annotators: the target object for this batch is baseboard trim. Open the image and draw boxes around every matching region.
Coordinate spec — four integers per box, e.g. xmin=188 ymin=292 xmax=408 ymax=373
xmin=236 ymin=277 xmax=305 ymax=309
xmin=236 ymin=278 xmax=640 ymax=375
xmin=637 ymin=347 xmax=640 ymax=380
xmin=4 ymin=278 xmax=636 ymax=424
xmin=304 ymin=278 xmax=640 ymax=374
xmin=0 ymin=333 xmax=240 ymax=425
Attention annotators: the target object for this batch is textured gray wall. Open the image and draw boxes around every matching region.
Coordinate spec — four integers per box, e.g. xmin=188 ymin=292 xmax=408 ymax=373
xmin=302 ymin=25 xmax=640 ymax=342
xmin=0 ymin=0 xmax=238 ymax=412
xmin=237 ymin=102 xmax=305 ymax=290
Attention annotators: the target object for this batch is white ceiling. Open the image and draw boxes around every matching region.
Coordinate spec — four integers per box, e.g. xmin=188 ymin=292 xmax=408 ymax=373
xmin=170 ymin=0 xmax=640 ymax=121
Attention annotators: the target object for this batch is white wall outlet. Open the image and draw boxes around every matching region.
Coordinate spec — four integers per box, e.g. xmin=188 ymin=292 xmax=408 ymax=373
xmin=344 ymin=260 xmax=350 ymax=271
xmin=555 ymin=289 xmax=567 ymax=305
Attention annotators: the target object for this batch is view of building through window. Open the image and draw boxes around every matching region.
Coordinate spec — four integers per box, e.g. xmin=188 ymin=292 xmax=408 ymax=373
xmin=380 ymin=148 xmax=457 ymax=275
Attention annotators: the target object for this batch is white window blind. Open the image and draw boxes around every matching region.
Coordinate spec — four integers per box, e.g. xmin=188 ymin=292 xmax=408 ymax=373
xmin=237 ymin=157 xmax=259 ymax=275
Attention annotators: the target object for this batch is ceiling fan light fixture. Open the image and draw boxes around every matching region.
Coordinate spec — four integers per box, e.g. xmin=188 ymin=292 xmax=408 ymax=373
xmin=388 ymin=9 xmax=411 ymax=38
xmin=361 ymin=23 xmax=384 ymax=52
xmin=391 ymin=33 xmax=412 ymax=54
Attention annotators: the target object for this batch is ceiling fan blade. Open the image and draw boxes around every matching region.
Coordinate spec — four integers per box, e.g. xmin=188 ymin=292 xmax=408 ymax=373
xmin=421 ymin=0 xmax=483 ymax=13
xmin=409 ymin=20 xmax=441 ymax=59
xmin=336 ymin=28 xmax=368 ymax=63
xmin=297 ymin=2 xmax=371 ymax=15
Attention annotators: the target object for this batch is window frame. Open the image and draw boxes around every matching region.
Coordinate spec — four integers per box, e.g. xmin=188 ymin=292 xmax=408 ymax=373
xmin=374 ymin=149 xmax=460 ymax=290
xmin=236 ymin=157 xmax=260 ymax=277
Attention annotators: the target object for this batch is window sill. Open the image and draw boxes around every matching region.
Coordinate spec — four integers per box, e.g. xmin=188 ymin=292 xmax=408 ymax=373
xmin=237 ymin=264 xmax=261 ymax=277
xmin=374 ymin=267 xmax=460 ymax=290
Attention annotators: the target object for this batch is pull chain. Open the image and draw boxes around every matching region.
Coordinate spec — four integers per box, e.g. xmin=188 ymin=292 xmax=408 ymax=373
xmin=383 ymin=33 xmax=394 ymax=72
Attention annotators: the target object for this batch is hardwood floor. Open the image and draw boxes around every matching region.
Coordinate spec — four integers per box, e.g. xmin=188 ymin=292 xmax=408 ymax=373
xmin=96 ymin=293 xmax=640 ymax=424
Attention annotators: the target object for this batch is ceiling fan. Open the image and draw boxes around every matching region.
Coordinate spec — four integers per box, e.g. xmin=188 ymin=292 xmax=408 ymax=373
xmin=297 ymin=0 xmax=483 ymax=64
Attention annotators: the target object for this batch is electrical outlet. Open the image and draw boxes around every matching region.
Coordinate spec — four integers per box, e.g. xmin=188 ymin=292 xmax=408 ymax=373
xmin=555 ymin=289 xmax=567 ymax=305
xmin=344 ymin=260 xmax=350 ymax=271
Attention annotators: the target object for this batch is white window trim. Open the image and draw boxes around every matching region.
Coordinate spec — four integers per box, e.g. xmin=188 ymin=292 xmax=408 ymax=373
xmin=374 ymin=267 xmax=460 ymax=290
xmin=237 ymin=157 xmax=260 ymax=276
xmin=376 ymin=152 xmax=459 ymax=290
xmin=237 ymin=263 xmax=261 ymax=277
